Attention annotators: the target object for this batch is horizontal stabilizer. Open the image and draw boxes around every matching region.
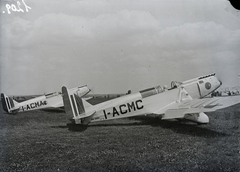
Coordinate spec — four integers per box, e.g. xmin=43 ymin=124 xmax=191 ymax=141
xmin=68 ymin=85 xmax=91 ymax=97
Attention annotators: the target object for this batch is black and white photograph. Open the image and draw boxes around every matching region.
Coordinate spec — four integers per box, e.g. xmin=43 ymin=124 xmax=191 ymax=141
xmin=1 ymin=0 xmax=240 ymax=171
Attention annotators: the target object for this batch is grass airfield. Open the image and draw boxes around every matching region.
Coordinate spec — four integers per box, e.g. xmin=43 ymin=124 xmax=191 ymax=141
xmin=0 ymin=103 xmax=240 ymax=172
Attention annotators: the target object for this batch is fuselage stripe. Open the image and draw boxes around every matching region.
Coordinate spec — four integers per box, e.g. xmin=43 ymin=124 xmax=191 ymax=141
xmin=70 ymin=95 xmax=78 ymax=117
xmin=6 ymin=97 xmax=11 ymax=111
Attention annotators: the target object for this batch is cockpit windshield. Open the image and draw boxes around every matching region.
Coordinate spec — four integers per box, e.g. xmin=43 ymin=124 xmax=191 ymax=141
xmin=140 ymin=81 xmax=183 ymax=98
xmin=140 ymin=85 xmax=167 ymax=98
xmin=170 ymin=81 xmax=182 ymax=89
xmin=45 ymin=92 xmax=61 ymax=98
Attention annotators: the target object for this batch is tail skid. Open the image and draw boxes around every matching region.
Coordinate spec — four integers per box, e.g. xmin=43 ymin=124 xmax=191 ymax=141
xmin=1 ymin=93 xmax=19 ymax=114
xmin=62 ymin=86 xmax=95 ymax=125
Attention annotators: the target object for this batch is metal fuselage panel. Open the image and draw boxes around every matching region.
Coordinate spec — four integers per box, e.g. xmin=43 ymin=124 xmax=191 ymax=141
xmin=91 ymin=93 xmax=144 ymax=121
xmin=89 ymin=75 xmax=221 ymax=122
xmin=10 ymin=86 xmax=90 ymax=113
xmin=16 ymin=94 xmax=62 ymax=112
xmin=90 ymin=89 xmax=180 ymax=122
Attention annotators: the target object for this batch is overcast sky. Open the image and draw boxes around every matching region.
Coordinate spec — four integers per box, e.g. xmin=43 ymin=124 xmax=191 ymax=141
xmin=1 ymin=0 xmax=240 ymax=95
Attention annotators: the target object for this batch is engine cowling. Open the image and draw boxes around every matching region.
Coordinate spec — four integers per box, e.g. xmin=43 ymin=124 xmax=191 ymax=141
xmin=197 ymin=75 xmax=222 ymax=98
xmin=183 ymin=74 xmax=222 ymax=99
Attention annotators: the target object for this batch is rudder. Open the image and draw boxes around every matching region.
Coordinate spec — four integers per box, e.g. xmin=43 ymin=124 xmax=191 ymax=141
xmin=1 ymin=93 xmax=19 ymax=114
xmin=62 ymin=86 xmax=87 ymax=124
xmin=62 ymin=86 xmax=95 ymax=125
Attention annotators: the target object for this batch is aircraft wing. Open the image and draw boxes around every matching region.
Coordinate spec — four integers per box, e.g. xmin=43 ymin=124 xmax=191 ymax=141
xmin=154 ymin=95 xmax=240 ymax=120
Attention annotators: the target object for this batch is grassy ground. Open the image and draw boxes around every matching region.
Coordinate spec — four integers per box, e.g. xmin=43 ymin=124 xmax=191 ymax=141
xmin=0 ymin=103 xmax=240 ymax=172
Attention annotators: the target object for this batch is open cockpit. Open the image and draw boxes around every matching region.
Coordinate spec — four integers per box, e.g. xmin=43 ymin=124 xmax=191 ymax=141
xmin=140 ymin=85 xmax=168 ymax=98
xmin=140 ymin=81 xmax=183 ymax=98
xmin=45 ymin=92 xmax=61 ymax=98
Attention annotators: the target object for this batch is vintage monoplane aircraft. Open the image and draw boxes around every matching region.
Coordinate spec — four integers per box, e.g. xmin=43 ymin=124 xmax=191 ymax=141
xmin=1 ymin=86 xmax=130 ymax=114
xmin=62 ymin=73 xmax=240 ymax=125
xmin=1 ymin=85 xmax=91 ymax=114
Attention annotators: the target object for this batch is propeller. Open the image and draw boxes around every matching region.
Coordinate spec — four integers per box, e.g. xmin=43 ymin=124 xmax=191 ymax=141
xmin=215 ymin=73 xmax=225 ymax=91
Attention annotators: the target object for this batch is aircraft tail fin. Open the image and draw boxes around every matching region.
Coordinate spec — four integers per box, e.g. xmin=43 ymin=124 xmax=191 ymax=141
xmin=62 ymin=86 xmax=94 ymax=125
xmin=1 ymin=93 xmax=19 ymax=114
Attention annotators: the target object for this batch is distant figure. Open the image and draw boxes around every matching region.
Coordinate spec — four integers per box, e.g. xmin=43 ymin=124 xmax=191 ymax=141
xmin=219 ymin=91 xmax=222 ymax=96
xmin=211 ymin=91 xmax=222 ymax=97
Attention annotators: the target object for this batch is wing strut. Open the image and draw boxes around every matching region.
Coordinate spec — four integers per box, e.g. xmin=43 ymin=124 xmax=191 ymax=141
xmin=177 ymin=87 xmax=192 ymax=103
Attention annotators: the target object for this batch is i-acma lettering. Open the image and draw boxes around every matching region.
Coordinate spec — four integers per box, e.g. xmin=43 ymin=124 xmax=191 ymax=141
xmin=24 ymin=101 xmax=47 ymax=110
